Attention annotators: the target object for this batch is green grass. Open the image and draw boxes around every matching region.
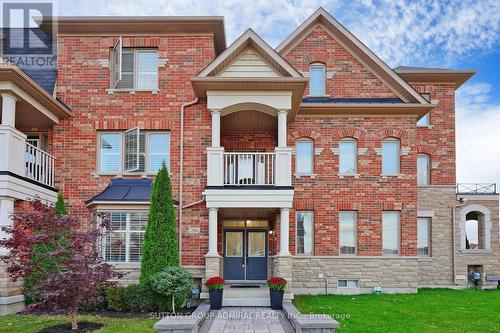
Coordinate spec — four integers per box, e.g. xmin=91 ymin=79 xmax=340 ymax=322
xmin=293 ymin=288 xmax=500 ymax=333
xmin=0 ymin=314 xmax=157 ymax=333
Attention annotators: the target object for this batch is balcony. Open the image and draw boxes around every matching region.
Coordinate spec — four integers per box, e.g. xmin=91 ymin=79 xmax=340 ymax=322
xmin=223 ymin=152 xmax=275 ymax=186
xmin=25 ymin=142 xmax=56 ymax=188
xmin=456 ymin=183 xmax=498 ymax=201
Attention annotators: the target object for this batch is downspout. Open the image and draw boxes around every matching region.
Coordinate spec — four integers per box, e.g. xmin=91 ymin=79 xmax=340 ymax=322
xmin=452 ymin=199 xmax=465 ymax=285
xmin=179 ymin=98 xmax=199 ymax=264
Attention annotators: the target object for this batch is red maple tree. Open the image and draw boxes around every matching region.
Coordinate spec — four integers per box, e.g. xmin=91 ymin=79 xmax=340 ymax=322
xmin=0 ymin=199 xmax=121 ymax=330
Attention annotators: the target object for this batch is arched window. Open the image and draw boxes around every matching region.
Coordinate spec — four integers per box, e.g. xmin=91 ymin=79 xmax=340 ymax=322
xmin=339 ymin=138 xmax=357 ymax=174
xmin=309 ymin=63 xmax=326 ymax=96
xmin=417 ymin=154 xmax=430 ymax=185
xmin=296 ymin=139 xmax=314 ymax=174
xmin=382 ymin=138 xmax=400 ymax=174
xmin=460 ymin=205 xmax=492 ymax=251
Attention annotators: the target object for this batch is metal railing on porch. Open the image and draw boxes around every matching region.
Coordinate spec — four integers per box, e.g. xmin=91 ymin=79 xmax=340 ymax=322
xmin=456 ymin=183 xmax=497 ymax=195
xmin=25 ymin=141 xmax=55 ymax=187
xmin=224 ymin=152 xmax=275 ymax=185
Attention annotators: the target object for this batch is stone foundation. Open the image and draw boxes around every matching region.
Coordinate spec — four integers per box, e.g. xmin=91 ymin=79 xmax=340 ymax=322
xmin=0 ymin=262 xmax=24 ymax=315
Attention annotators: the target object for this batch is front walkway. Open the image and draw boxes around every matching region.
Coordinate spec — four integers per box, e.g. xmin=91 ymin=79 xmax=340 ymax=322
xmin=200 ymin=307 xmax=294 ymax=333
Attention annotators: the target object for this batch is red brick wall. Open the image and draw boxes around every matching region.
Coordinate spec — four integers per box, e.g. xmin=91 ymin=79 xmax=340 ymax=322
xmin=54 ymin=35 xmax=215 ymax=266
xmin=221 ymin=131 xmax=277 ymax=151
xmin=283 ymin=25 xmax=398 ymax=98
xmin=412 ymin=83 xmax=456 ymax=185
xmin=284 ymin=115 xmax=418 ymax=256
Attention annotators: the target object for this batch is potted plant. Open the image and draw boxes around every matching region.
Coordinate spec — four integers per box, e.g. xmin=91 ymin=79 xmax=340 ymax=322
xmin=268 ymin=277 xmax=287 ymax=310
xmin=205 ymin=276 xmax=224 ymax=310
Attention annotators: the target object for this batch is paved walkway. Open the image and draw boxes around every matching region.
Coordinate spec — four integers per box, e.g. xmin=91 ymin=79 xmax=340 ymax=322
xmin=201 ymin=307 xmax=294 ymax=333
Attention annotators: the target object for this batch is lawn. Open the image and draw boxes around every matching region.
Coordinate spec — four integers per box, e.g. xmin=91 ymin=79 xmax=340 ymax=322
xmin=293 ymin=288 xmax=500 ymax=333
xmin=0 ymin=314 xmax=157 ymax=333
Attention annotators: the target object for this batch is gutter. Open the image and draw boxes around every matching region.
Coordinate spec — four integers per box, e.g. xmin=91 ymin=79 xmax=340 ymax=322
xmin=179 ymin=98 xmax=199 ymax=265
xmin=451 ymin=200 xmax=465 ymax=285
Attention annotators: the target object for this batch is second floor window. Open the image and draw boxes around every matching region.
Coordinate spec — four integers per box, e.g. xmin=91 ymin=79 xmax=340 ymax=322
xmin=296 ymin=140 xmax=314 ymax=174
xmin=99 ymin=130 xmax=170 ymax=174
xmin=339 ymin=139 xmax=357 ymax=174
xmin=309 ymin=63 xmax=326 ymax=96
xmin=417 ymin=154 xmax=430 ymax=185
xmin=296 ymin=211 xmax=313 ymax=255
xmin=382 ymin=139 xmax=400 ymax=174
xmin=112 ymin=48 xmax=158 ymax=90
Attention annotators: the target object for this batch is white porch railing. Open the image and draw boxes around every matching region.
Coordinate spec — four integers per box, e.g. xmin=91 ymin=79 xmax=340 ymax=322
xmin=223 ymin=152 xmax=275 ymax=185
xmin=25 ymin=142 xmax=55 ymax=187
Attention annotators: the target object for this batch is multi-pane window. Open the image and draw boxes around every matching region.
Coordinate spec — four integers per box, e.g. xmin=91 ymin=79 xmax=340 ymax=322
xmin=417 ymin=154 xmax=430 ymax=185
xmin=112 ymin=48 xmax=158 ymax=90
xmin=382 ymin=139 xmax=400 ymax=174
xmin=339 ymin=211 xmax=356 ymax=255
xmin=382 ymin=211 xmax=399 ymax=255
xmin=99 ymin=130 xmax=170 ymax=173
xmin=103 ymin=211 xmax=148 ymax=263
xmin=296 ymin=140 xmax=314 ymax=174
xmin=338 ymin=279 xmax=359 ymax=288
xmin=296 ymin=211 xmax=313 ymax=255
xmin=309 ymin=64 xmax=326 ymax=96
xmin=418 ymin=217 xmax=430 ymax=256
xmin=339 ymin=139 xmax=357 ymax=174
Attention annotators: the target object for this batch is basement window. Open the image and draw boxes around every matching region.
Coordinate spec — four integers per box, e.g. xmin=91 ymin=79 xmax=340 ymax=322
xmin=338 ymin=279 xmax=359 ymax=288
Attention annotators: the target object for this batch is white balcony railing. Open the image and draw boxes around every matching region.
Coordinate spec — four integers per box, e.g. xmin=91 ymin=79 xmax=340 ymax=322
xmin=25 ymin=142 xmax=55 ymax=187
xmin=223 ymin=152 xmax=275 ymax=185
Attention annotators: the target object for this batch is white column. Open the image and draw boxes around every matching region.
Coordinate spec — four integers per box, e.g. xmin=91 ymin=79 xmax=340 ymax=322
xmin=207 ymin=207 xmax=219 ymax=256
xmin=279 ymin=208 xmax=291 ymax=256
xmin=1 ymin=93 xmax=17 ymax=127
xmin=277 ymin=109 xmax=288 ymax=148
xmin=0 ymin=198 xmax=15 ymax=255
xmin=210 ymin=109 xmax=221 ymax=148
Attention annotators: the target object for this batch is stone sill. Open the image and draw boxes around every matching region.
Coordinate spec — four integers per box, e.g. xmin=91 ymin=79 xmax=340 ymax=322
xmin=338 ymin=173 xmax=360 ymax=178
xmin=295 ymin=173 xmax=317 ymax=179
xmin=381 ymin=174 xmax=403 ymax=179
xmin=106 ymin=88 xmax=158 ymax=95
xmin=417 ymin=125 xmax=434 ymax=129
xmin=91 ymin=172 xmax=158 ymax=179
xmin=459 ymin=249 xmax=492 ymax=254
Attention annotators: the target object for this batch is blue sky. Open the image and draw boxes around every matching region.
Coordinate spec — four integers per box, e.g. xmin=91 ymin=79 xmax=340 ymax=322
xmin=55 ymin=0 xmax=500 ymax=187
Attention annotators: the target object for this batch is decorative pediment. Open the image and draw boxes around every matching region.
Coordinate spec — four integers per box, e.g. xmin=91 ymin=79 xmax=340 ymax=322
xmin=197 ymin=29 xmax=302 ymax=78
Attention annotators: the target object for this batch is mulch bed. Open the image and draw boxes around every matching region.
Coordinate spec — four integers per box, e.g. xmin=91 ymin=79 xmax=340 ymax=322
xmin=37 ymin=321 xmax=104 ymax=333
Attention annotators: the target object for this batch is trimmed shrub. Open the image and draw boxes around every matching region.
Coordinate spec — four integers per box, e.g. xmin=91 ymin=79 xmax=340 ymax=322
xmin=122 ymin=284 xmax=157 ymax=312
xmin=140 ymin=163 xmax=179 ymax=285
xmin=151 ymin=267 xmax=193 ymax=313
xmin=79 ymin=284 xmax=108 ymax=312
xmin=105 ymin=286 xmax=126 ymax=312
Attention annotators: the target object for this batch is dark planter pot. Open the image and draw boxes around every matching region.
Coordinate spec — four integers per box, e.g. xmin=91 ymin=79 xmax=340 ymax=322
xmin=269 ymin=290 xmax=284 ymax=310
xmin=209 ymin=289 xmax=223 ymax=310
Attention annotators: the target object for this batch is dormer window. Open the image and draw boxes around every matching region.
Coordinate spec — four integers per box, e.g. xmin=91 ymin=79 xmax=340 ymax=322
xmin=309 ymin=63 xmax=326 ymax=96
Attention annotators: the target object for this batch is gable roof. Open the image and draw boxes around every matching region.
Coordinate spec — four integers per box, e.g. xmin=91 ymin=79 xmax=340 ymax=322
xmin=394 ymin=66 xmax=476 ymax=89
xmin=276 ymin=8 xmax=429 ymax=104
xmin=198 ymin=29 xmax=302 ymax=78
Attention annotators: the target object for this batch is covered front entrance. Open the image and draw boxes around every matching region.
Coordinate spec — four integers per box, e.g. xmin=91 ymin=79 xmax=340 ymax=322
xmin=223 ymin=220 xmax=268 ymax=281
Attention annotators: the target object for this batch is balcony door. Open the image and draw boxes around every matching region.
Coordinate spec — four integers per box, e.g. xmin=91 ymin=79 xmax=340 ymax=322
xmin=223 ymin=228 xmax=267 ymax=281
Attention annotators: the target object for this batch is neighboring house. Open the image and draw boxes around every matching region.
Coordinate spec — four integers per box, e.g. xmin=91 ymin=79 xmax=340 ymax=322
xmin=0 ymin=8 xmax=498 ymax=314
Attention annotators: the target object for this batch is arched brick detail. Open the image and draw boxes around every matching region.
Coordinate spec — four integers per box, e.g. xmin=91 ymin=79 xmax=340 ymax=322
xmin=417 ymin=147 xmax=436 ymax=156
xmin=290 ymin=128 xmax=320 ymax=140
xmin=333 ymin=128 xmax=365 ymax=140
xmin=304 ymin=51 xmax=330 ymax=64
xmin=375 ymin=128 xmax=409 ymax=140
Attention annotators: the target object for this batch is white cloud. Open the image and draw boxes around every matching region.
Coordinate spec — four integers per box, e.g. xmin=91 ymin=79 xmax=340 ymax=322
xmin=456 ymin=83 xmax=500 ymax=188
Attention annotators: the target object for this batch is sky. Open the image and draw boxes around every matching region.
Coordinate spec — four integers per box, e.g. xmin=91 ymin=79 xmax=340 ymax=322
xmin=54 ymin=0 xmax=500 ymax=188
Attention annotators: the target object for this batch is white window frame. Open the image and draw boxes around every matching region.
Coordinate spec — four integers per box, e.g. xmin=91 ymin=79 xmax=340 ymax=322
xmin=99 ymin=132 xmax=123 ymax=174
xmin=112 ymin=36 xmax=122 ymax=88
xmin=382 ymin=211 xmax=400 ymax=256
xmin=98 ymin=130 xmax=170 ymax=175
xmin=339 ymin=211 xmax=357 ymax=255
xmin=111 ymin=48 xmax=159 ymax=91
xmin=296 ymin=211 xmax=314 ymax=255
xmin=295 ymin=139 xmax=314 ymax=175
xmin=417 ymin=217 xmax=431 ymax=256
xmin=417 ymin=154 xmax=430 ymax=186
xmin=101 ymin=210 xmax=148 ymax=264
xmin=309 ymin=63 xmax=326 ymax=96
xmin=381 ymin=138 xmax=400 ymax=175
xmin=339 ymin=138 xmax=357 ymax=175
xmin=124 ymin=127 xmax=140 ymax=172
xmin=337 ymin=279 xmax=359 ymax=288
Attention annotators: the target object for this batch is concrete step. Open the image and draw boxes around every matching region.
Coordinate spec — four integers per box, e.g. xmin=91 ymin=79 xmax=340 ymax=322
xmin=222 ymin=297 xmax=270 ymax=307
xmin=224 ymin=286 xmax=268 ymax=298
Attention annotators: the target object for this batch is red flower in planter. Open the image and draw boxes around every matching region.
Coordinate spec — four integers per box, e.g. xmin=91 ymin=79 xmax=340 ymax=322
xmin=205 ymin=276 xmax=224 ymax=290
xmin=268 ymin=277 xmax=287 ymax=291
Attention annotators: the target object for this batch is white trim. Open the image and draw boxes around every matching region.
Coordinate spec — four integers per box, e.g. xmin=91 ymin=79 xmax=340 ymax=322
xmin=203 ymin=189 xmax=294 ymax=208
xmin=0 ymin=295 xmax=24 ymax=305
xmin=207 ymin=90 xmax=292 ymax=116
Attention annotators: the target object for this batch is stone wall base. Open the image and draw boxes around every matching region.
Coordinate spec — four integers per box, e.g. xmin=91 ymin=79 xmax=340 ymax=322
xmin=0 ymin=295 xmax=24 ymax=315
